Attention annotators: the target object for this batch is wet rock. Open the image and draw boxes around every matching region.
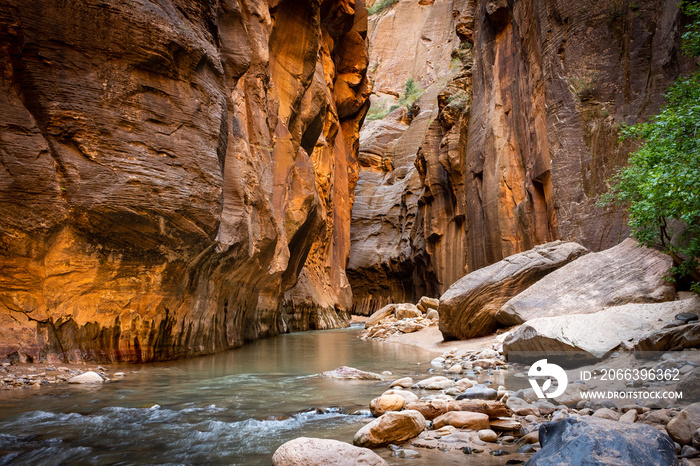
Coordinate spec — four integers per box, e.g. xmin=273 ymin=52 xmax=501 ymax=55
xmin=676 ymin=313 xmax=699 ymax=324
xmin=389 ymin=377 xmax=413 ymax=389
xmin=382 ymin=390 xmax=419 ymax=404
xmin=498 ymin=239 xmax=675 ymax=328
xmin=525 ymin=417 xmax=677 ymax=466
xmin=68 ymin=371 xmax=104 ymax=384
xmin=321 ymin=366 xmax=383 ymax=381
xmin=414 ymin=376 xmax=454 ymax=390
xmin=405 ymin=399 xmax=509 ymax=421
xmin=353 ymin=410 xmax=426 ymax=448
xmin=272 ymin=437 xmax=387 ymax=466
xmin=456 ymin=385 xmax=498 ymax=401
xmin=433 ymin=411 xmax=490 ymax=430
xmin=370 ymin=395 xmax=405 ymax=417
xmin=478 ymin=429 xmax=498 ymax=442
xmin=439 ymin=241 xmax=588 ymax=340
xmin=668 ymin=402 xmax=700 ymax=446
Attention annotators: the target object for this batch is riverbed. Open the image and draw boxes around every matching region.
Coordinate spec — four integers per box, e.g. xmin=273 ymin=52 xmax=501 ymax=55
xmin=0 ymin=326 xmax=512 ymax=465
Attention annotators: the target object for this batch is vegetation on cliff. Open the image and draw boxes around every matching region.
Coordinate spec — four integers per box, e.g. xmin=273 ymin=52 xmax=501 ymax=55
xmin=603 ymin=1 xmax=700 ymax=291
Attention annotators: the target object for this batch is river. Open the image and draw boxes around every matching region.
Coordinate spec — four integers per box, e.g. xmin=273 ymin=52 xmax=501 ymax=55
xmin=0 ymin=327 xmax=511 ymax=465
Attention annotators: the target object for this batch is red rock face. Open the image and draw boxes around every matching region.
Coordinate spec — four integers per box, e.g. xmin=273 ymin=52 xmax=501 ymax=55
xmin=0 ymin=0 xmax=369 ymax=362
xmin=350 ymin=0 xmax=695 ymax=316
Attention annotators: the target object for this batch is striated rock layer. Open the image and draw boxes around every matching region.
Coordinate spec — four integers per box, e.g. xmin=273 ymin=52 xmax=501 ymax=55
xmin=350 ymin=0 xmax=695 ymax=316
xmin=0 ymin=0 xmax=370 ymax=362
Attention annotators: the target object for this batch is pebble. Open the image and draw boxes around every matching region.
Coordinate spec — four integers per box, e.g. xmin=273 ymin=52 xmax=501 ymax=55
xmin=478 ymin=429 xmax=498 ymax=442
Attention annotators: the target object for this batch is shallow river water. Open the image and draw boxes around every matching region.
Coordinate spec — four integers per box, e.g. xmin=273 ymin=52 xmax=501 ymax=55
xmin=0 ymin=327 xmax=514 ymax=465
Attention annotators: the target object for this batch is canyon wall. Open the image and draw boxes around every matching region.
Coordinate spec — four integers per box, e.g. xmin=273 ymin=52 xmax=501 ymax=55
xmin=350 ymin=0 xmax=695 ymax=315
xmin=0 ymin=0 xmax=369 ymax=362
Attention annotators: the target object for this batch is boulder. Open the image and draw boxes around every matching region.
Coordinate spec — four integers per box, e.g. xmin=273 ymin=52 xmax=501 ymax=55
xmin=272 ymin=437 xmax=387 ymax=466
xmin=668 ymin=402 xmax=700 ymax=446
xmin=405 ymin=399 xmax=509 ymax=420
xmin=353 ymin=410 xmax=426 ymax=448
xmin=498 ymin=239 xmax=675 ymax=326
xmin=68 ymin=371 xmax=104 ymax=384
xmin=426 ymin=309 xmax=439 ymax=321
xmin=370 ymin=394 xmax=405 ymax=417
xmin=525 ymin=417 xmax=677 ymax=466
xmin=432 ymin=411 xmax=490 ymax=430
xmin=320 ymin=366 xmax=383 ymax=380
xmin=389 ymin=377 xmax=413 ymax=388
xmin=438 ymin=241 xmax=588 ymax=340
xmin=503 ymin=298 xmax=699 ymax=359
xmin=396 ymin=320 xmax=424 ymax=333
xmin=394 ymin=303 xmax=422 ymax=320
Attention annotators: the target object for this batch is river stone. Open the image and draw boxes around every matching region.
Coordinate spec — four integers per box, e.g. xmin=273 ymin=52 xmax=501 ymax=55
xmin=438 ymin=241 xmax=588 ymax=339
xmin=415 ymin=376 xmax=454 ymax=390
xmin=456 ymin=384 xmax=498 ymax=401
xmin=272 ymin=437 xmax=387 ymax=466
xmin=68 ymin=371 xmax=104 ymax=384
xmin=320 ymin=366 xmax=383 ymax=380
xmin=390 ymin=377 xmax=414 ymax=388
xmin=353 ymin=410 xmax=426 ymax=448
xmin=498 ymin=239 xmax=675 ymax=327
xmin=619 ymin=410 xmax=637 ymax=423
xmin=525 ymin=417 xmax=677 ymax=466
xmin=382 ymin=389 xmax=419 ymax=404
xmin=396 ymin=320 xmax=424 ymax=333
xmin=433 ymin=411 xmax=490 ymax=430
xmin=503 ymin=297 xmax=699 ymax=359
xmin=394 ymin=303 xmax=422 ymax=320
xmin=370 ymin=394 xmax=405 ymax=417
xmin=506 ymin=397 xmax=539 ymax=416
xmin=592 ymin=408 xmax=620 ymax=421
xmin=426 ymin=309 xmax=439 ymax=320
xmin=668 ymin=402 xmax=700 ymax=446
xmin=478 ymin=429 xmax=498 ymax=442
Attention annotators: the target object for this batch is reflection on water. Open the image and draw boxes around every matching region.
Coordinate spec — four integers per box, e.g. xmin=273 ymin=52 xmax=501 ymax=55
xmin=0 ymin=328 xmax=513 ymax=465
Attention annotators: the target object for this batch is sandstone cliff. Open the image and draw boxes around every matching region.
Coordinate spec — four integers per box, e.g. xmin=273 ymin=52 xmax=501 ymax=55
xmin=350 ymin=0 xmax=695 ymax=315
xmin=0 ymin=0 xmax=369 ymax=362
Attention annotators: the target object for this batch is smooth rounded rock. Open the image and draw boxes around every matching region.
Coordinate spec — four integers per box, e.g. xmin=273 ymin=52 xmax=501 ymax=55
xmin=68 ymin=371 xmax=104 ymax=384
xmin=390 ymin=377 xmax=413 ymax=388
xmin=415 ymin=376 xmax=454 ymax=390
xmin=478 ymin=429 xmax=498 ymax=442
xmin=382 ymin=389 xmax=419 ymax=404
xmin=433 ymin=411 xmax=490 ymax=430
xmin=353 ymin=410 xmax=426 ymax=448
xmin=272 ymin=437 xmax=387 ymax=466
xmin=370 ymin=394 xmax=405 ymax=417
xmin=456 ymin=384 xmax=498 ymax=401
xmin=591 ymin=407 xmax=620 ymax=421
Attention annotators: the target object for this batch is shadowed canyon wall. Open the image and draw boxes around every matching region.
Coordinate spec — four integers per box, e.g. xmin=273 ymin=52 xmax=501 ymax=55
xmin=350 ymin=0 xmax=695 ymax=315
xmin=0 ymin=0 xmax=369 ymax=362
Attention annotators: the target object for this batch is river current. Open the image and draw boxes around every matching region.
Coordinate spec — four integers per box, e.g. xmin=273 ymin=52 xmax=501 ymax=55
xmin=0 ymin=327 xmax=509 ymax=465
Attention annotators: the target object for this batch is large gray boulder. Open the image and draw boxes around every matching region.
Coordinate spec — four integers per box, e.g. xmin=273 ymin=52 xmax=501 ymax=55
xmin=272 ymin=437 xmax=388 ymax=466
xmin=497 ymin=238 xmax=675 ymax=326
xmin=438 ymin=241 xmax=588 ymax=340
xmin=503 ymin=297 xmax=700 ymax=359
xmin=525 ymin=417 xmax=677 ymax=466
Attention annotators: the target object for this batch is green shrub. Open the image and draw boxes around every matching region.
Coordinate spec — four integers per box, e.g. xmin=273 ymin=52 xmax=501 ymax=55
xmin=398 ymin=78 xmax=424 ymax=110
xmin=368 ymin=0 xmax=398 ymax=16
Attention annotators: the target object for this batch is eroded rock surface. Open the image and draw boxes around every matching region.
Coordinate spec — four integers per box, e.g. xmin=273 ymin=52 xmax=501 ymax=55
xmin=0 ymin=0 xmax=369 ymax=362
xmin=272 ymin=437 xmax=388 ymax=466
xmin=438 ymin=241 xmax=588 ymax=340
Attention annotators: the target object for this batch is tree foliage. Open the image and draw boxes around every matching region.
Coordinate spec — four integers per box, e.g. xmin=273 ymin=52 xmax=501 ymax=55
xmin=601 ymin=1 xmax=700 ymax=291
